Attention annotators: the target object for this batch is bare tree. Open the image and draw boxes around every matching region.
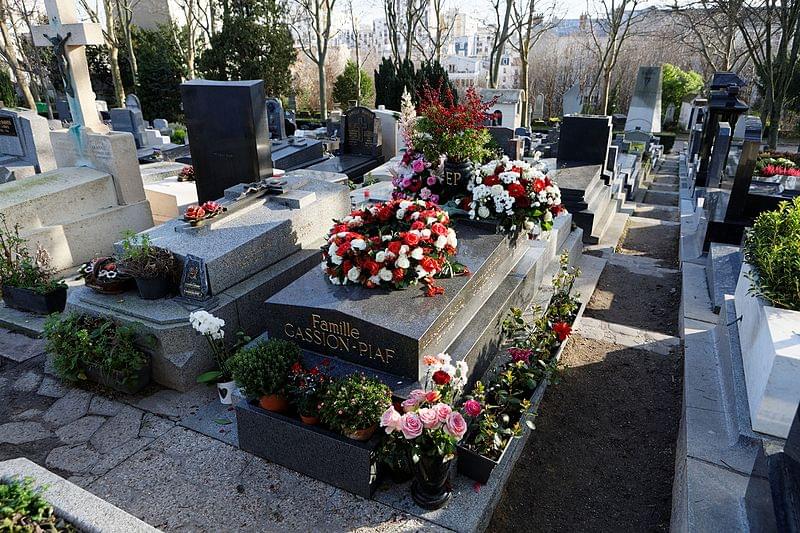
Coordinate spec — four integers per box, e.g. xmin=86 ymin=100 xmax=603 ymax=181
xmin=509 ymin=0 xmax=560 ymax=123
xmin=384 ymin=0 xmax=427 ymax=64
xmin=487 ymin=0 xmax=515 ymax=88
xmin=413 ymin=0 xmax=454 ymax=63
xmin=714 ymin=0 xmax=800 ymax=148
xmin=80 ymin=0 xmax=126 ymax=105
xmin=0 ymin=0 xmax=38 ymax=108
xmin=585 ymin=0 xmax=646 ymax=114
xmin=291 ymin=0 xmax=338 ymax=119
xmin=114 ymin=0 xmax=140 ymax=86
xmin=669 ymin=0 xmax=748 ymax=73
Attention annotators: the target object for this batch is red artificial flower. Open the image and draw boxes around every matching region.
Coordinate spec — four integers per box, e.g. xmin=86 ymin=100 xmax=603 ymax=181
xmin=387 ymin=241 xmax=402 ymax=256
xmin=378 ymin=206 xmax=393 ymax=221
xmin=393 ymin=268 xmax=405 ymax=281
xmin=483 ymin=174 xmax=500 ymax=186
xmin=341 ymin=260 xmax=353 ymax=274
xmin=309 ymin=367 xmax=320 ymax=375
xmin=425 ymin=390 xmax=441 ymax=403
xmin=411 ymin=220 xmax=425 ymax=231
xmin=291 ymin=362 xmax=303 ymax=374
xmin=365 ymin=260 xmax=381 ymax=276
xmin=532 ymin=178 xmax=546 ymax=193
xmin=185 ymin=205 xmax=206 ymax=219
xmin=432 ymin=370 xmax=451 ymax=385
xmin=431 ymin=222 xmax=448 ymax=236
xmin=419 ymin=256 xmax=438 ymax=273
xmin=553 ymin=321 xmax=572 ymax=341
xmin=404 ymin=232 xmax=420 ymax=247
xmin=507 ymin=182 xmax=526 ymax=199
xmin=336 ymin=242 xmax=351 ymax=256
xmin=425 ymin=284 xmax=445 ymax=297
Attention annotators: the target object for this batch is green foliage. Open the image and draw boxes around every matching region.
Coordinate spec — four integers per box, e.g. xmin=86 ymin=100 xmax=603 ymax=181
xmin=134 ymin=25 xmax=187 ymax=122
xmin=170 ymin=123 xmax=187 ymax=144
xmin=119 ymin=231 xmax=175 ymax=280
xmin=332 ymin=60 xmax=374 ymax=107
xmin=45 ymin=313 xmax=148 ymax=388
xmin=743 ymin=197 xmax=800 ymax=310
xmin=319 ymin=373 xmax=392 ymax=435
xmin=287 ymin=359 xmax=331 ymax=416
xmin=661 ymin=64 xmax=704 ymax=123
xmin=198 ymin=0 xmax=295 ymax=96
xmin=374 ymin=58 xmax=456 ymax=111
xmin=228 ymin=339 xmax=299 ymax=398
xmin=0 ymin=69 xmax=17 ymax=107
xmin=0 ymin=214 xmax=65 ymax=294
xmin=1 ymin=477 xmax=76 ymax=532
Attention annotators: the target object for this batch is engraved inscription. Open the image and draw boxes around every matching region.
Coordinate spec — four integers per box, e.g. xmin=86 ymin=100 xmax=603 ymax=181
xmin=283 ymin=313 xmax=396 ymax=364
xmin=0 ymin=117 xmax=18 ymax=137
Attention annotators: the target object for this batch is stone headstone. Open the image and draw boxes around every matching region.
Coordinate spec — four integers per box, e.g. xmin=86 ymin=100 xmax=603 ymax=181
xmin=179 ymin=254 xmax=211 ymax=301
xmin=153 ymin=118 xmax=169 ymax=131
xmin=54 ymin=98 xmax=71 ymax=122
xmin=726 ymin=118 xmax=762 ymax=221
xmin=707 ymin=122 xmax=732 ymax=188
xmin=110 ymin=107 xmax=146 ymax=148
xmin=125 ymin=93 xmax=142 ymax=111
xmin=624 ymin=130 xmax=652 ymax=154
xmin=679 ymin=101 xmax=693 ymax=130
xmin=0 ymin=108 xmax=56 ymax=176
xmin=488 ymin=126 xmax=521 ymax=159
xmin=181 ymin=79 xmax=273 ymax=203
xmin=562 ymin=83 xmax=581 ymax=116
xmin=373 ymin=107 xmax=403 ymax=160
xmin=625 ymin=65 xmax=662 ymax=134
xmin=664 ymin=103 xmax=675 ymax=123
xmin=95 ymin=100 xmax=108 ymax=112
xmin=266 ymin=98 xmax=286 ymax=140
xmin=341 ymin=106 xmax=381 ymax=157
xmin=557 ymin=115 xmax=613 ymax=166
xmin=532 ymin=93 xmax=544 ymax=120
xmin=768 ymin=407 xmax=800 ymax=532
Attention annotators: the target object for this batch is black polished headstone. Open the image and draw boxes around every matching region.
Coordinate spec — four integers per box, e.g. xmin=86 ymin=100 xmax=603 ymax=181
xmin=181 ymin=79 xmax=273 ymax=203
xmin=488 ymin=126 xmax=521 ymax=159
xmin=557 ymin=115 xmax=613 ymax=168
xmin=769 ymin=407 xmax=800 ymax=532
xmin=341 ymin=106 xmax=381 ymax=157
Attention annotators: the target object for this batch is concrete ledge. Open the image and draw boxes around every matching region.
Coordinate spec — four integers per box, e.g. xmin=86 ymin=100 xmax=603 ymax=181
xmin=0 ymin=457 xmax=160 ymax=533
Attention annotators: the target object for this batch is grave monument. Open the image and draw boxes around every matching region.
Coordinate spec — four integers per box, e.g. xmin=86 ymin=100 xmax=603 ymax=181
xmin=624 ymin=65 xmax=662 ymax=134
xmin=266 ymin=97 xmax=327 ymax=171
xmin=0 ymin=107 xmax=56 ymax=181
xmin=307 ymin=106 xmax=384 ymax=180
xmin=480 ymin=89 xmax=524 ymax=129
xmin=562 ymin=83 xmax=582 ymax=116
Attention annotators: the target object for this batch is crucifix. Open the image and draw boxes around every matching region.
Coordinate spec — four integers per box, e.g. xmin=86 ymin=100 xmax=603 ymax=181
xmin=32 ymin=0 xmax=106 ymax=131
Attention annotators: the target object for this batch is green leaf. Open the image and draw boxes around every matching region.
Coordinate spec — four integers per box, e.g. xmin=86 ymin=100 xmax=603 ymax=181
xmin=213 ymin=418 xmax=232 ymax=425
xmin=196 ymin=370 xmax=224 ymax=384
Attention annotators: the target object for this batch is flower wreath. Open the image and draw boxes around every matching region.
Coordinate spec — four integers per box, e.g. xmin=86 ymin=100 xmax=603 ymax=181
xmin=321 ymin=200 xmax=467 ymax=296
xmin=467 ymin=157 xmax=565 ymax=236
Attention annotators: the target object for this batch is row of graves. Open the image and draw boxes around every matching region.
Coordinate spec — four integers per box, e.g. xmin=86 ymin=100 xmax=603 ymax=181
xmin=675 ymin=71 xmax=800 ymax=531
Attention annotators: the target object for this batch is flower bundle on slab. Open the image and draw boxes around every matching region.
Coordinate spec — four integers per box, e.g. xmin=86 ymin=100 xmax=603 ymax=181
xmin=321 ymin=199 xmax=464 ymax=296
xmin=469 ymin=156 xmax=565 ymax=236
xmin=391 ymin=151 xmax=444 ymax=204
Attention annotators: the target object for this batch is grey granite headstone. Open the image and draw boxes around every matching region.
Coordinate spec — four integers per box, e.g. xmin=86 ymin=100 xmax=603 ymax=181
xmin=55 ymin=98 xmax=71 ymax=122
xmin=0 ymin=108 xmax=56 ymax=175
xmin=110 ymin=107 xmax=146 ymax=149
xmin=625 ymin=65 xmax=663 ymax=134
xmin=532 ymin=93 xmax=544 ymax=120
xmin=562 ymin=83 xmax=581 ymax=116
xmin=153 ymin=118 xmax=169 ymax=131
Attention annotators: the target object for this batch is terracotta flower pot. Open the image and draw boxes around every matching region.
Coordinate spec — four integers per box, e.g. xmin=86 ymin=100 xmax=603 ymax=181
xmin=259 ymin=394 xmax=289 ymax=413
xmin=345 ymin=424 xmax=377 ymax=441
xmin=300 ymin=414 xmax=319 ymax=425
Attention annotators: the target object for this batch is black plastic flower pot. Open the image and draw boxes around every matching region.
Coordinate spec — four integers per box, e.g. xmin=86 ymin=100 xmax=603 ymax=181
xmin=456 ymin=441 xmax=510 ymax=484
xmin=84 ymin=362 xmax=151 ymax=394
xmin=133 ymin=276 xmax=170 ymax=300
xmin=1 ymin=285 xmax=67 ymax=314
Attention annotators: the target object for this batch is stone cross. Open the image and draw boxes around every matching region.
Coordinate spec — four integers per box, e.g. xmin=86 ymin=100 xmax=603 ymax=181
xmin=32 ymin=0 xmax=106 ymax=131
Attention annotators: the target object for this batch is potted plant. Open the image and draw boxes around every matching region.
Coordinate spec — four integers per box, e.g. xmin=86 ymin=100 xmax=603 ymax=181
xmin=288 ymin=359 xmax=332 ymax=424
xmin=190 ymin=310 xmax=250 ymax=404
xmin=319 ymin=373 xmax=392 ymax=441
xmin=413 ymin=85 xmax=493 ymax=202
xmin=228 ymin=338 xmax=299 ymax=412
xmin=379 ymin=353 xmax=469 ymax=510
xmin=0 ymin=214 xmax=67 ymax=314
xmin=44 ymin=312 xmax=151 ymax=393
xmin=77 ymin=256 xmax=135 ymax=295
xmin=118 ymin=231 xmax=175 ymax=299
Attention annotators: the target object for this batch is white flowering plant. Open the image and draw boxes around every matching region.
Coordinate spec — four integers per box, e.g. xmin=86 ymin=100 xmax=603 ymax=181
xmin=321 ymin=199 xmax=467 ymax=296
xmin=468 ymin=156 xmax=565 ymax=237
xmin=190 ymin=310 xmax=250 ymax=383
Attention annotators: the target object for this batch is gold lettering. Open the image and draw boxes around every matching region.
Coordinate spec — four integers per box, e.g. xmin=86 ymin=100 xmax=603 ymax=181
xmin=282 ymin=315 xmax=395 ymax=366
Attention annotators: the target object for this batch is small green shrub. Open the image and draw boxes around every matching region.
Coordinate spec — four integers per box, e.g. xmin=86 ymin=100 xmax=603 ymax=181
xmin=743 ymin=197 xmax=800 ymax=310
xmin=119 ymin=231 xmax=175 ymax=280
xmin=319 ymin=373 xmax=392 ymax=435
xmin=228 ymin=339 xmax=299 ymax=398
xmin=1 ymin=477 xmax=77 ymax=532
xmin=170 ymin=124 xmax=187 ymax=144
xmin=44 ymin=313 xmax=148 ymax=387
xmin=0 ymin=213 xmax=65 ymax=294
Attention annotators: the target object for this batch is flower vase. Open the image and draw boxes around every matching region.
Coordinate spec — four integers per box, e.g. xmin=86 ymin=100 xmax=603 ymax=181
xmin=345 ymin=424 xmax=377 ymax=441
xmin=409 ymin=453 xmax=453 ymax=510
xmin=442 ymin=159 xmax=473 ymax=203
xmin=217 ymin=380 xmax=236 ymax=405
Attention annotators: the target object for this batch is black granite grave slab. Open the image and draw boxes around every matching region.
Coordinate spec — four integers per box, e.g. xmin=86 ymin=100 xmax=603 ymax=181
xmin=181 ymin=79 xmax=273 ymax=203
xmin=769 ymin=407 xmax=800 ymax=531
xmin=236 ymin=400 xmax=380 ymax=498
xmin=557 ymin=115 xmax=613 ymax=168
xmin=307 ymin=153 xmax=384 ymax=179
xmin=264 ymin=222 xmax=526 ymax=380
xmin=554 ymin=163 xmax=617 ymax=243
xmin=270 ymin=137 xmax=327 ymax=170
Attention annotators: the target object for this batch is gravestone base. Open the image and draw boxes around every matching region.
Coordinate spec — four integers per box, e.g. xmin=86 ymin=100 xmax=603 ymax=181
xmin=555 ymin=163 xmax=620 ymax=243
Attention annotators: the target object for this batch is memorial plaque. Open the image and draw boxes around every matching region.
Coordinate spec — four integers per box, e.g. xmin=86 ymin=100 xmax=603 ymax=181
xmin=179 ymin=254 xmax=211 ymax=300
xmin=0 ymin=116 xmax=18 ymax=137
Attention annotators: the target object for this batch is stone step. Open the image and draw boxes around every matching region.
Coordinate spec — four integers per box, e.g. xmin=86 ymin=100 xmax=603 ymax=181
xmin=0 ymin=167 xmax=119 ymax=233
xmin=649 ymin=182 xmax=679 ymax=193
xmin=643 ymin=190 xmax=679 ymax=207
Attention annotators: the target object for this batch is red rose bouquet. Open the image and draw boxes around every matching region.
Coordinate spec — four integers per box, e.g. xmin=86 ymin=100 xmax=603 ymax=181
xmin=469 ymin=157 xmax=565 ymax=236
xmin=322 ymin=200 xmax=463 ymax=296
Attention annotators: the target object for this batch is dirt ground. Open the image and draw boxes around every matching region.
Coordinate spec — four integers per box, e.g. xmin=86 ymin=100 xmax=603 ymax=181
xmin=489 ymin=336 xmax=682 ymax=532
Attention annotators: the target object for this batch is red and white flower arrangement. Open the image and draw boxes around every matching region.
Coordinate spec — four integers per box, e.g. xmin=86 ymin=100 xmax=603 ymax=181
xmin=183 ymin=201 xmax=225 ymax=225
xmin=321 ymin=199 xmax=463 ymax=296
xmin=467 ymin=156 xmax=565 ymax=236
xmin=380 ymin=353 xmax=470 ymax=459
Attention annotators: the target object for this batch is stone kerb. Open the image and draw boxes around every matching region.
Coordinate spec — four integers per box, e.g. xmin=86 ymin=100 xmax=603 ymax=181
xmin=734 ymin=262 xmax=800 ymax=438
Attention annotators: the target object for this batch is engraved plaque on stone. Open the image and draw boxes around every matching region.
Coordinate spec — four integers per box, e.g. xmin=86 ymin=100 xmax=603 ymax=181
xmin=0 ymin=116 xmax=18 ymax=137
xmin=180 ymin=254 xmax=211 ymax=300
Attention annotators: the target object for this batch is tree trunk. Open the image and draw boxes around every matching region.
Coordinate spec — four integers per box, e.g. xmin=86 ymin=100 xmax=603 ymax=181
xmin=520 ymin=54 xmax=529 ymax=125
xmin=104 ymin=0 xmax=125 ymax=106
xmin=600 ymin=67 xmax=612 ymax=115
xmin=768 ymin=95 xmax=782 ymax=149
xmin=318 ymin=60 xmax=328 ymax=120
xmin=0 ymin=23 xmax=35 ymax=109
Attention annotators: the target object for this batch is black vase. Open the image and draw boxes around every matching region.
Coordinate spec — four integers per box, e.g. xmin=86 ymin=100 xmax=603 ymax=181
xmin=441 ymin=159 xmax=473 ymax=203
xmin=409 ymin=452 xmax=453 ymax=510
xmin=134 ymin=276 xmax=170 ymax=299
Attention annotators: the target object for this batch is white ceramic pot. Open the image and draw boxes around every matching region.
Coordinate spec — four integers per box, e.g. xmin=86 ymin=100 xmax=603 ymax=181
xmin=217 ymin=380 xmax=236 ymax=405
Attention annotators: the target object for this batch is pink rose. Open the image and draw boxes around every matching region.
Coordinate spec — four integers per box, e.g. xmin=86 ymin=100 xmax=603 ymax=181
xmin=412 ymin=158 xmax=426 ymax=173
xmin=426 ymin=175 xmax=438 ymax=186
xmin=445 ymin=411 xmax=467 ymax=440
xmin=409 ymin=389 xmax=426 ymax=401
xmin=400 ymin=413 xmax=423 ymax=439
xmin=380 ymin=406 xmax=401 ymax=434
xmin=418 ymin=407 xmax=439 ymax=429
xmin=433 ymin=402 xmax=452 ymax=423
xmin=464 ymin=399 xmax=482 ymax=417
xmin=401 ymin=397 xmax=418 ymax=412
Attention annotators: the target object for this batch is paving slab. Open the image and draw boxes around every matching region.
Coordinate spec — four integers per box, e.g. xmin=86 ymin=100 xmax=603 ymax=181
xmin=55 ymin=416 xmax=107 ymax=445
xmin=12 ymin=370 xmax=43 ymax=392
xmin=37 ymin=376 xmax=70 ymax=398
xmin=0 ymin=302 xmax=48 ymax=337
xmin=42 ymin=389 xmax=93 ymax=427
xmin=0 ymin=421 xmax=52 ymax=444
xmin=0 ymin=330 xmax=45 ymax=362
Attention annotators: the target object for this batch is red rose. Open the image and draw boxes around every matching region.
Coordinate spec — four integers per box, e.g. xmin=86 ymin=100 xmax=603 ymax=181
xmin=483 ymin=175 xmax=500 ymax=186
xmin=404 ymin=232 xmax=420 ymax=246
xmin=459 ymin=197 xmax=472 ymax=210
xmin=365 ymin=260 xmax=381 ymax=276
xmin=392 ymin=268 xmax=405 ymax=281
xmin=533 ymin=178 xmax=546 ymax=193
xmin=336 ymin=242 xmax=351 ymax=256
xmin=516 ymin=196 xmax=532 ymax=208
xmin=425 ymin=390 xmax=441 ymax=403
xmin=341 ymin=260 xmax=352 ymax=274
xmin=387 ymin=241 xmax=402 ymax=256
xmin=431 ymin=222 xmax=448 ymax=236
xmin=411 ymin=220 xmax=425 ymax=230
xmin=507 ymin=182 xmax=526 ymax=199
xmin=378 ymin=207 xmax=393 ymax=221
xmin=419 ymin=256 xmax=438 ymax=273
xmin=553 ymin=321 xmax=572 ymax=341
xmin=432 ymin=370 xmax=451 ymax=385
